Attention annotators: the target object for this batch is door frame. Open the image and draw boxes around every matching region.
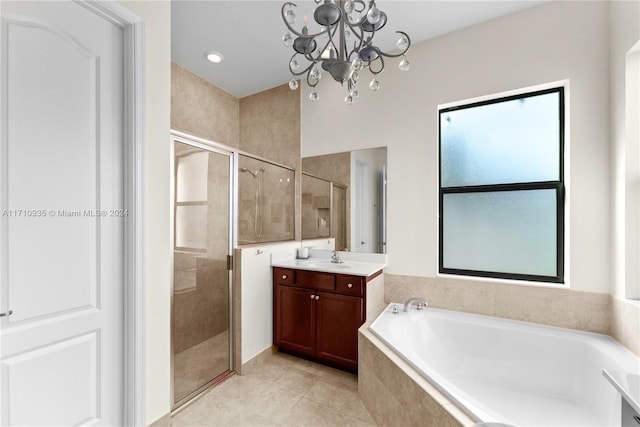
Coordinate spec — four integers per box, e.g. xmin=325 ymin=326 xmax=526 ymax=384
xmin=77 ymin=2 xmax=147 ymax=425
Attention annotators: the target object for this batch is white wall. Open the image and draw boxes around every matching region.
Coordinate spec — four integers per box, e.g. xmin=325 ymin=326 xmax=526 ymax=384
xmin=239 ymin=241 xmax=300 ymax=363
xmin=610 ymin=0 xmax=640 ymax=299
xmin=302 ymin=1 xmax=611 ymax=293
xmin=118 ymin=1 xmax=172 ymax=424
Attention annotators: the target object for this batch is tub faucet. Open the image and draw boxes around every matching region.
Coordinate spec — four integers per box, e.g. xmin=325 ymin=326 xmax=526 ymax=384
xmin=331 ymin=250 xmax=344 ymax=264
xmin=403 ymin=297 xmax=428 ymax=312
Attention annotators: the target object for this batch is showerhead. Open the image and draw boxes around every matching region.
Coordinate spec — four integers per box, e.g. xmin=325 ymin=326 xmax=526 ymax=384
xmin=239 ymin=167 xmax=258 ymax=178
xmin=239 ymin=167 xmax=265 ymax=178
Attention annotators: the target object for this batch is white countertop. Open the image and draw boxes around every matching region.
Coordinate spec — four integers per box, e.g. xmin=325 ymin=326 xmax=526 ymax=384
xmin=603 ymin=368 xmax=640 ymax=414
xmin=271 ymin=249 xmax=386 ymax=277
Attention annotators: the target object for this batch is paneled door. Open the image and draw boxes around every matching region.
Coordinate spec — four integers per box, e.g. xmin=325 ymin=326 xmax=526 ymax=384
xmin=0 ymin=1 xmax=125 ymax=425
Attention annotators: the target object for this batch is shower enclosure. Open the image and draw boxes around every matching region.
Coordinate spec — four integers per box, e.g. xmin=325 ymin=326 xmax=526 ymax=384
xmin=171 ymin=133 xmax=296 ymax=410
xmin=237 ymin=154 xmax=295 ymax=245
xmin=172 ymin=135 xmax=233 ymax=409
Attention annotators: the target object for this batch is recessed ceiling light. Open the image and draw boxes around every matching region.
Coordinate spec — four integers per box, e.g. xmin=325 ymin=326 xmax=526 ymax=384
xmin=204 ymin=51 xmax=224 ymax=64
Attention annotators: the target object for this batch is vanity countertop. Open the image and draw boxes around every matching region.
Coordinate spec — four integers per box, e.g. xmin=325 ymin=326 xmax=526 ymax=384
xmin=271 ymin=249 xmax=386 ymax=278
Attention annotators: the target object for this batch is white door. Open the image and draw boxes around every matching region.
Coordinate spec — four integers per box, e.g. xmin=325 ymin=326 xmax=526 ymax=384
xmin=0 ymin=1 xmax=124 ymax=425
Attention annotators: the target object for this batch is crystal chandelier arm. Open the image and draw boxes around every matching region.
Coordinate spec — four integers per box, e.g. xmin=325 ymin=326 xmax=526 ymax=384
xmin=368 ymin=54 xmax=384 ymax=75
xmin=306 ymin=69 xmax=320 ymax=88
xmin=289 ymin=53 xmax=316 ymax=76
xmin=374 ymin=31 xmax=411 ymax=58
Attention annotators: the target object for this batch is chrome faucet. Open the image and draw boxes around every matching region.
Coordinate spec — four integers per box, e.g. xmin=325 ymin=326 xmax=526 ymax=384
xmin=331 ymin=250 xmax=344 ymax=264
xmin=403 ymin=297 xmax=428 ymax=312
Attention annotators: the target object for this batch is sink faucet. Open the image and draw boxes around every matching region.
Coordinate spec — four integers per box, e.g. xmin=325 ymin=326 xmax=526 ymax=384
xmin=331 ymin=250 xmax=344 ymax=264
xmin=403 ymin=297 xmax=428 ymax=312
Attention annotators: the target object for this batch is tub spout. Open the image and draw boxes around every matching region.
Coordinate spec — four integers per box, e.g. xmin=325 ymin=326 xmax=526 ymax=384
xmin=403 ymin=297 xmax=428 ymax=312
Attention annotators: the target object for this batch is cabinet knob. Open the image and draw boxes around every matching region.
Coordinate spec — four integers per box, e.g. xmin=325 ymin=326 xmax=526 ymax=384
xmin=315 ymin=295 xmax=320 ymax=300
xmin=347 ymin=283 xmax=353 ymax=289
xmin=310 ymin=294 xmax=315 ymax=299
xmin=282 ymin=274 xmax=288 ymax=280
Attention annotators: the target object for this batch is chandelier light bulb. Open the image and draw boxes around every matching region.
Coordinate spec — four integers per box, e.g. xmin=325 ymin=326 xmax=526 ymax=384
xmin=289 ymin=79 xmax=299 ymax=90
xmin=369 ymin=78 xmax=380 ymax=91
xmin=283 ymin=33 xmax=294 ymax=47
xmin=367 ymin=6 xmax=381 ymax=25
xmin=309 ymin=92 xmax=319 ymax=102
xmin=399 ymin=57 xmax=410 ymax=71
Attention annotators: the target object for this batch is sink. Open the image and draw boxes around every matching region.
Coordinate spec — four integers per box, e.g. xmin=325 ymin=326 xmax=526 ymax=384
xmin=301 ymin=261 xmax=352 ymax=270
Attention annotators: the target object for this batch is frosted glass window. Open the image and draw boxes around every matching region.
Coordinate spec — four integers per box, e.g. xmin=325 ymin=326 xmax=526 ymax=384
xmin=441 ymin=91 xmax=560 ymax=187
xmin=442 ymin=190 xmax=557 ymax=277
xmin=439 ymin=87 xmax=564 ymax=283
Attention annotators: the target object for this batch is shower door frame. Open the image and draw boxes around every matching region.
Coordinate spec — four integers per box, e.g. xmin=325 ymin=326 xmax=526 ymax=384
xmin=170 ymin=131 xmax=236 ymax=412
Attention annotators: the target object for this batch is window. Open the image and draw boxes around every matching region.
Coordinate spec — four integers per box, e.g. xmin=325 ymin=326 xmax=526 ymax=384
xmin=439 ymin=87 xmax=565 ymax=283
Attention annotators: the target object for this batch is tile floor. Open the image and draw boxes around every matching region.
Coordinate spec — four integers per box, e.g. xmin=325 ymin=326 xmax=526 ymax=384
xmin=171 ymin=351 xmax=377 ymax=426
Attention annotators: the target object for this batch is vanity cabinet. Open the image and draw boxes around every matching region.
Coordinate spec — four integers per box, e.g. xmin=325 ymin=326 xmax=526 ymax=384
xmin=273 ymin=267 xmax=369 ymax=372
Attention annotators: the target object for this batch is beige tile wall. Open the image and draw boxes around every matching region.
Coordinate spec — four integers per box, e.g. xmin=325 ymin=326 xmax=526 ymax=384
xmin=171 ymin=63 xmax=239 ymax=148
xmin=385 ymin=274 xmax=640 ymax=357
xmin=358 ymin=327 xmax=475 ymax=427
xmin=239 ymin=84 xmax=300 ymax=170
xmin=384 ymin=274 xmax=611 ymax=335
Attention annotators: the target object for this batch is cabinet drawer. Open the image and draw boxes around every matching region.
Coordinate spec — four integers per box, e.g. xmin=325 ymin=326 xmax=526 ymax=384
xmin=297 ymin=270 xmax=335 ymax=291
xmin=274 ymin=268 xmax=295 ymax=285
xmin=336 ymin=275 xmax=364 ymax=296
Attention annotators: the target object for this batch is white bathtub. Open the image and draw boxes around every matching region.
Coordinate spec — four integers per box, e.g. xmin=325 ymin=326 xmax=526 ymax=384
xmin=370 ymin=304 xmax=640 ymax=427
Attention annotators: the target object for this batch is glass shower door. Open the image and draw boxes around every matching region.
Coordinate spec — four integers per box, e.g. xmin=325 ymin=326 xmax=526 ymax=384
xmin=172 ymin=138 xmax=232 ymax=408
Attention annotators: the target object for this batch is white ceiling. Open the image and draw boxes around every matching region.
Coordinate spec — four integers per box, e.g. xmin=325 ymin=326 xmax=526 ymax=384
xmin=171 ymin=0 xmax=547 ymax=98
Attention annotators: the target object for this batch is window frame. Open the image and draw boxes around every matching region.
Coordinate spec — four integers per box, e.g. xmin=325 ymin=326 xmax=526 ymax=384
xmin=438 ymin=87 xmax=565 ymax=284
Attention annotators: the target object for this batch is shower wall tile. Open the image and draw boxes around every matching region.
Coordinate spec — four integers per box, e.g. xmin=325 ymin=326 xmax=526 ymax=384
xmin=384 ymin=274 xmax=611 ymax=335
xmin=171 ymin=62 xmax=239 ymax=148
xmin=239 ymin=84 xmax=300 ymax=170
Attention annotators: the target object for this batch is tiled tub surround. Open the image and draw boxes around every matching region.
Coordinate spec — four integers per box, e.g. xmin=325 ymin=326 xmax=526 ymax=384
xmin=366 ymin=305 xmax=640 ymax=427
xmin=385 ymin=274 xmax=611 ymax=333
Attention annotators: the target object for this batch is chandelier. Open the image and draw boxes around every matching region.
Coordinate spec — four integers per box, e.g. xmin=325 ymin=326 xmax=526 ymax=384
xmin=281 ymin=0 xmax=411 ymax=105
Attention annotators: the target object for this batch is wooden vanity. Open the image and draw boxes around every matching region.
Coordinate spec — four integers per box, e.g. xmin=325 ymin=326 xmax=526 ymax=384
xmin=273 ymin=266 xmax=383 ymax=373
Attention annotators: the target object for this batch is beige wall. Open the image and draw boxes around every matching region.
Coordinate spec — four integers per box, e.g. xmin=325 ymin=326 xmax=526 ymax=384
xmin=240 ymin=84 xmax=300 ymax=170
xmin=171 ymin=62 xmax=239 ymax=148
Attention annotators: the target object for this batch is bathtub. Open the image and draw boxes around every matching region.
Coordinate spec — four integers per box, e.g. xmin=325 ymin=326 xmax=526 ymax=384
xmin=369 ymin=304 xmax=640 ymax=427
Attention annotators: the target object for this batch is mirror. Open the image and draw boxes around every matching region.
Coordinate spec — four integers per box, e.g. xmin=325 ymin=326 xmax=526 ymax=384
xmin=302 ymin=147 xmax=387 ymax=253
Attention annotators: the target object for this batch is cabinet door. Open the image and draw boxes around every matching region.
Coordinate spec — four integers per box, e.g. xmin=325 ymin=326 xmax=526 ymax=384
xmin=315 ymin=292 xmax=364 ymax=371
xmin=274 ymin=285 xmax=315 ymax=356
